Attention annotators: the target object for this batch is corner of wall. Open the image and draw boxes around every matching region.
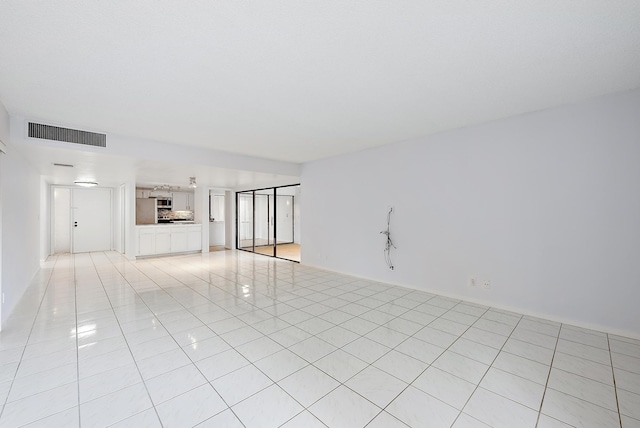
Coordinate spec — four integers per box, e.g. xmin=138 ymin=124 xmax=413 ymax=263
xmin=0 ymin=108 xmax=43 ymax=325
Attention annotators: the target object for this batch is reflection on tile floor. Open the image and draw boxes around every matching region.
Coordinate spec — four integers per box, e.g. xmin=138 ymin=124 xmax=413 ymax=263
xmin=0 ymin=251 xmax=638 ymax=427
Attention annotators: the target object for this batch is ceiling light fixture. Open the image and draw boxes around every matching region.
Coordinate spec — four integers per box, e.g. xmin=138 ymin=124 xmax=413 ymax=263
xmin=189 ymin=177 xmax=197 ymax=188
xmin=73 ymin=180 xmax=99 ymax=187
xmin=153 ymin=184 xmax=181 ymax=192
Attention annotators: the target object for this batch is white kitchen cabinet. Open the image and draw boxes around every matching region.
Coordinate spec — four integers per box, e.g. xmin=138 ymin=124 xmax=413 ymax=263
xmin=187 ymin=227 xmax=201 ymax=251
xmin=156 ymin=230 xmax=172 ymax=254
xmin=136 ymin=225 xmax=202 ymax=257
xmin=170 ymin=228 xmax=188 ymax=252
xmin=150 ymin=190 xmax=171 ymax=198
xmin=172 ymin=192 xmax=194 ymax=211
xmin=138 ymin=229 xmax=155 ymax=255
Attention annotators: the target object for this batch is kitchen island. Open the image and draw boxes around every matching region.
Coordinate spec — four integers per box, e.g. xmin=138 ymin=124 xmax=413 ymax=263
xmin=136 ymin=224 xmax=202 ymax=257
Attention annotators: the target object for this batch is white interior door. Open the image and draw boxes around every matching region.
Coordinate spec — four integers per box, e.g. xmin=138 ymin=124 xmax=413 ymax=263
xmin=209 ymin=193 xmax=226 ymax=246
xmin=72 ymin=188 xmax=112 ymax=253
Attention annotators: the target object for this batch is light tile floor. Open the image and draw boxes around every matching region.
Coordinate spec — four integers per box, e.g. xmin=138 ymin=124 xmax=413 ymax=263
xmin=0 ymin=251 xmax=638 ymax=427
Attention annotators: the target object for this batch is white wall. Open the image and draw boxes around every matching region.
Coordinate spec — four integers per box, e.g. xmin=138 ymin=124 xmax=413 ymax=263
xmin=0 ymin=101 xmax=42 ymax=327
xmin=294 ymin=189 xmax=301 ymax=245
xmin=302 ymin=89 xmax=640 ymax=338
xmin=209 ymin=222 xmax=225 ymax=246
xmin=116 ymin=184 xmax=126 ymax=253
xmin=0 ymin=100 xmax=6 ymax=326
xmin=194 ymin=186 xmax=209 ymax=253
xmin=124 ymin=180 xmax=137 ymax=260
xmin=52 ymin=187 xmax=71 ymax=253
xmin=39 ymin=177 xmax=49 ymax=262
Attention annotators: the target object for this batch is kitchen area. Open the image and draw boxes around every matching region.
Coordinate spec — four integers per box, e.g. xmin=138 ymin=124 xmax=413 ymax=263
xmin=135 ymin=184 xmax=202 ymax=257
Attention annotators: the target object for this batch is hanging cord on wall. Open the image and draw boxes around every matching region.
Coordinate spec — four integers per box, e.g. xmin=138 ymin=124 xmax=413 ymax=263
xmin=380 ymin=207 xmax=396 ymax=270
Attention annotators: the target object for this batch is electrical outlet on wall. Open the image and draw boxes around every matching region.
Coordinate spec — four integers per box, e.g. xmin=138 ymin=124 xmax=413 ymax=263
xmin=469 ymin=276 xmax=477 ymax=287
xmin=483 ymin=280 xmax=491 ymax=290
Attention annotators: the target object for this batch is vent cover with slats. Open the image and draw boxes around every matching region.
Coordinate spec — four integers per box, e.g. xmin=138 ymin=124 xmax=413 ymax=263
xmin=28 ymin=122 xmax=106 ymax=147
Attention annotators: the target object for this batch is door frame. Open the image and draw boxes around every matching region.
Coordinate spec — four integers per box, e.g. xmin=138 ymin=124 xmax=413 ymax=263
xmin=50 ymin=185 xmax=115 ymax=255
xmin=50 ymin=185 xmax=72 ymax=255
xmin=235 ymin=183 xmax=300 ymax=262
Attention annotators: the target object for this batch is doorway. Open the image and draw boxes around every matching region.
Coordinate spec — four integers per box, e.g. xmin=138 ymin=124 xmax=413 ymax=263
xmin=236 ymin=184 xmax=300 ymax=262
xmin=52 ymin=187 xmax=113 ymax=254
xmin=209 ymin=190 xmax=226 ymax=252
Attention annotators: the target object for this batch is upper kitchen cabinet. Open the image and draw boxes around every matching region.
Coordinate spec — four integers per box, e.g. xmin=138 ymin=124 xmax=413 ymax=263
xmin=150 ymin=190 xmax=171 ymax=198
xmin=172 ymin=192 xmax=187 ymax=210
xmin=136 ymin=188 xmax=152 ymax=198
xmin=172 ymin=191 xmax=194 ymax=211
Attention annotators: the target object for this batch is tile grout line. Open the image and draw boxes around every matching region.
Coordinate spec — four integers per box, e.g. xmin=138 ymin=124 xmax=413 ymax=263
xmin=607 ymin=333 xmax=623 ymax=428
xmin=106 ymin=252 xmax=243 ymax=426
xmin=173 ymin=255 xmax=334 ymax=426
xmin=3 ymin=254 xmax=480 ymax=424
xmin=210 ymin=282 xmax=508 ymax=425
xmin=539 ymin=326 xmax=623 ymax=421
xmin=100 ymin=252 xmax=250 ymax=428
xmin=199 ymin=264 xmax=331 ymax=424
xmin=534 ymin=323 xmax=561 ymax=428
xmin=150 ymin=256 xmax=408 ymax=426
xmin=224 ymin=260 xmax=627 ymax=427
xmin=0 ymin=255 xmax=58 ymax=424
xmin=6 ymin=251 xmax=263 ymax=426
xmin=110 ymin=252 xmax=640 ymax=426
xmin=3 ymin=250 xmax=637 ymax=428
xmin=115 ymin=252 xmax=229 ymax=424
xmin=87 ymin=252 xmax=166 ymax=427
xmin=302 ymin=298 xmax=504 ymax=425
xmin=234 ymin=278 xmax=408 ymax=426
xmin=345 ymin=298 xmax=481 ymax=422
xmin=74 ymin=254 xmax=82 ymax=427
xmin=369 ymin=296 xmax=623 ymax=407
xmin=439 ymin=305 xmax=508 ymax=427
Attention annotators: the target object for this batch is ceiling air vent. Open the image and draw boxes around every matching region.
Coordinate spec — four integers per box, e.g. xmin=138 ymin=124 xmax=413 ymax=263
xmin=28 ymin=122 xmax=106 ymax=147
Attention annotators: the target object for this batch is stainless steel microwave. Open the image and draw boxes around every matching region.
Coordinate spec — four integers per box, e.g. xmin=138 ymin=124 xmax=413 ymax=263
xmin=157 ymin=197 xmax=172 ymax=208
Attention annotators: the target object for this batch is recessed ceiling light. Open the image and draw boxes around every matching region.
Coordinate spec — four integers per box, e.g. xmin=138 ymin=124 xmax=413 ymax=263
xmin=73 ymin=180 xmax=99 ymax=187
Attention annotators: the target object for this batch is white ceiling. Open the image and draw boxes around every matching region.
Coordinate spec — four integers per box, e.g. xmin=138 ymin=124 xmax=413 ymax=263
xmin=1 ymin=1 xmax=639 ymax=168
